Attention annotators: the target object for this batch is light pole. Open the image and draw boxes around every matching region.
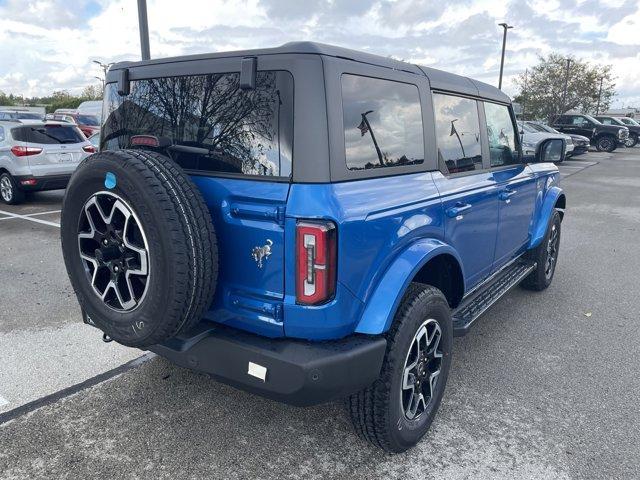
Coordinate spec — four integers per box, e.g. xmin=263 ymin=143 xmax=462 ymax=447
xmin=498 ymin=23 xmax=513 ymax=90
xmin=596 ymin=75 xmax=604 ymax=115
xmin=137 ymin=0 xmax=151 ymax=60
xmin=94 ymin=76 xmax=104 ymax=92
xmin=522 ymin=68 xmax=528 ymax=120
xmin=360 ymin=110 xmax=384 ymax=166
xmin=92 ymin=60 xmax=113 ymax=78
xmin=560 ymin=58 xmax=572 ymax=116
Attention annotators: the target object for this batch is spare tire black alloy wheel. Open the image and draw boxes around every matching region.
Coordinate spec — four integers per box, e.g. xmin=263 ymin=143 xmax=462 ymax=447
xmin=78 ymin=191 xmax=150 ymax=312
xmin=61 ymin=150 xmax=218 ymax=348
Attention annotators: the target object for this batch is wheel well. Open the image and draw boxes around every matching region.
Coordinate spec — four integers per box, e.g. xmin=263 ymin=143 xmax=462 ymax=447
xmin=595 ymin=133 xmax=615 ymax=140
xmin=0 ymin=168 xmax=9 ymax=175
xmin=554 ymin=194 xmax=566 ymax=220
xmin=412 ymin=254 xmax=464 ymax=309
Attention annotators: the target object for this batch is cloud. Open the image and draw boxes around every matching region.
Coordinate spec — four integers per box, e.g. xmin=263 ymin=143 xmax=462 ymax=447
xmin=0 ymin=0 xmax=638 ymax=109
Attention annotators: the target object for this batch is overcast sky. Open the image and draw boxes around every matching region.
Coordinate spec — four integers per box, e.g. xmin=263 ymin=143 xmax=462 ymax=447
xmin=0 ymin=0 xmax=638 ymax=107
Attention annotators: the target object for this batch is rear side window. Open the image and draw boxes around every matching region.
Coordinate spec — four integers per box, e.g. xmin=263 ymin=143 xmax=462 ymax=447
xmin=11 ymin=125 xmax=86 ymax=144
xmin=341 ymin=74 xmax=423 ymax=171
xmin=102 ymin=71 xmax=294 ymax=178
xmin=433 ymin=93 xmax=482 ymax=174
xmin=484 ymin=102 xmax=519 ymax=167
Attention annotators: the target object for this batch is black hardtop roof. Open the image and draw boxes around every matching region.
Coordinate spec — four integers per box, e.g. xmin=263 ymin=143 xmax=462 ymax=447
xmin=110 ymin=41 xmax=510 ymax=103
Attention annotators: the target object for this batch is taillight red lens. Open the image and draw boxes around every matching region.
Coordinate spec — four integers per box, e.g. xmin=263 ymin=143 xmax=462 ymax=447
xmin=83 ymin=145 xmax=97 ymax=153
xmin=296 ymin=221 xmax=336 ymax=305
xmin=11 ymin=146 xmax=43 ymax=157
xmin=130 ymin=135 xmax=159 ymax=147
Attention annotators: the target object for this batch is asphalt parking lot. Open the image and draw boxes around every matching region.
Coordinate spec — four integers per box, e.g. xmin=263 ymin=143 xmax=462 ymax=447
xmin=1 ymin=150 xmax=639 ymax=479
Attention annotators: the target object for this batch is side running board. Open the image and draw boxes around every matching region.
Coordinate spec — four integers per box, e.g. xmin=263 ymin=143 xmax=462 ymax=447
xmin=452 ymin=260 xmax=537 ymax=337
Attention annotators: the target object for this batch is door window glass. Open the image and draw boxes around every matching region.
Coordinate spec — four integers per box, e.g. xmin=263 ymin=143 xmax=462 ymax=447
xmin=484 ymin=102 xmax=519 ymax=167
xmin=433 ymin=93 xmax=482 ymax=174
xmin=341 ymin=74 xmax=424 ymax=170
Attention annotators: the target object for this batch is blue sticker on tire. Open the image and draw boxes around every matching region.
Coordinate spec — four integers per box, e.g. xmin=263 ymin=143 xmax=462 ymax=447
xmin=105 ymin=172 xmax=116 ymax=189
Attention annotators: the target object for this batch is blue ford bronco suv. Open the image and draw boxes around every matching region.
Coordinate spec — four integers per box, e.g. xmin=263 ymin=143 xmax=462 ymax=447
xmin=60 ymin=42 xmax=566 ymax=453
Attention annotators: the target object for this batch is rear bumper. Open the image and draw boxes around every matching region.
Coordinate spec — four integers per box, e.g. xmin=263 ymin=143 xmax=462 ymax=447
xmin=15 ymin=174 xmax=71 ymax=192
xmin=149 ymin=323 xmax=387 ymax=407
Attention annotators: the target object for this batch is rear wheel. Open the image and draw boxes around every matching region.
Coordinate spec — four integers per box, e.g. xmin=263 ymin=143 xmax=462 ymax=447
xmin=0 ymin=172 xmax=25 ymax=205
xmin=61 ymin=149 xmax=218 ymax=348
xmin=347 ymin=284 xmax=452 ymax=453
xmin=596 ymin=135 xmax=616 ymax=152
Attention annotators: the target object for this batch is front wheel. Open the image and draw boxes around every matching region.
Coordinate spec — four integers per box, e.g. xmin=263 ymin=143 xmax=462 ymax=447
xmin=347 ymin=284 xmax=453 ymax=453
xmin=625 ymin=134 xmax=638 ymax=148
xmin=596 ymin=135 xmax=617 ymax=152
xmin=521 ymin=210 xmax=562 ymax=291
xmin=0 ymin=172 xmax=25 ymax=205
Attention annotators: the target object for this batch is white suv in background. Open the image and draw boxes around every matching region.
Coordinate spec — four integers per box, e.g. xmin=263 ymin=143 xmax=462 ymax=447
xmin=0 ymin=121 xmax=95 ymax=204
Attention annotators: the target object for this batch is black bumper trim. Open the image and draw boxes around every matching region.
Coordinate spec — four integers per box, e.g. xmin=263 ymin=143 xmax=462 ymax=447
xmin=15 ymin=174 xmax=71 ymax=192
xmin=149 ymin=324 xmax=387 ymax=407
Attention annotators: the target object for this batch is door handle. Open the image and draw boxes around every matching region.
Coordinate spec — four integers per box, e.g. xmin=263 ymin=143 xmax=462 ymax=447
xmin=499 ymin=189 xmax=517 ymax=201
xmin=445 ymin=203 xmax=472 ymax=218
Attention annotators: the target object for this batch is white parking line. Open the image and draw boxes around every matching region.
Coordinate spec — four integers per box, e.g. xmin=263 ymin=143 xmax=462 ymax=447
xmin=0 ymin=396 xmax=8 ymax=408
xmin=25 ymin=209 xmax=62 ymax=217
xmin=0 ymin=209 xmax=60 ymax=228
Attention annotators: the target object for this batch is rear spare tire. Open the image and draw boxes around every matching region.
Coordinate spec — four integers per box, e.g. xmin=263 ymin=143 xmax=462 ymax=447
xmin=61 ymin=149 xmax=218 ymax=348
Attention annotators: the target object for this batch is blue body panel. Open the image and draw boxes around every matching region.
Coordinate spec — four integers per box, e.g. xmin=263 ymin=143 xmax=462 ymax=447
xmin=431 ymin=170 xmax=499 ymax=291
xmin=191 ymin=163 xmax=562 ymax=341
xmin=191 ymin=176 xmax=290 ymax=338
xmin=355 ymin=239 xmax=462 ymax=335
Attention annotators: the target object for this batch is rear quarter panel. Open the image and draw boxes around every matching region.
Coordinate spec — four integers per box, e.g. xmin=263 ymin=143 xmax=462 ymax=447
xmin=284 ymin=172 xmax=444 ymax=339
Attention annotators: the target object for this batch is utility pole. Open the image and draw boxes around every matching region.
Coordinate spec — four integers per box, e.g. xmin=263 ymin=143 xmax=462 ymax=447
xmin=560 ymin=58 xmax=572 ymax=116
xmin=137 ymin=0 xmax=151 ymax=60
xmin=596 ymin=76 xmax=604 ymax=115
xmin=498 ymin=23 xmax=513 ymax=90
xmin=522 ymin=68 xmax=528 ymax=120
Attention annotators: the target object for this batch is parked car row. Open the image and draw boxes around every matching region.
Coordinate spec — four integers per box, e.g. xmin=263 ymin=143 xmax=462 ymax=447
xmin=0 ymin=108 xmax=100 ymax=139
xmin=551 ymin=113 xmax=630 ymax=152
xmin=516 ymin=111 xmax=640 ymax=158
xmin=0 ymin=120 xmax=96 ymax=204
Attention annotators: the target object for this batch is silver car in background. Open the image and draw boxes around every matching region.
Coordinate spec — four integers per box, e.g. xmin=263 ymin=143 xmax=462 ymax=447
xmin=0 ymin=121 xmax=96 ymax=204
xmin=518 ymin=121 xmax=573 ymax=161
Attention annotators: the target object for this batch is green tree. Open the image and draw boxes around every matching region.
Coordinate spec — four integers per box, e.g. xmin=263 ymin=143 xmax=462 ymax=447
xmin=513 ymin=53 xmax=616 ymax=122
xmin=81 ymin=84 xmax=103 ymax=100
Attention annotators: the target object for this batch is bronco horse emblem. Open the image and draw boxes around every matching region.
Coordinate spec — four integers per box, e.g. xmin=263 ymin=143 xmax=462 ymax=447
xmin=251 ymin=239 xmax=273 ymax=269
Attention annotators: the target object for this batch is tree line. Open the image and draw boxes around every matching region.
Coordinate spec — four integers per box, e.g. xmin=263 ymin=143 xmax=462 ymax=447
xmin=513 ymin=53 xmax=616 ymax=122
xmin=0 ymin=85 xmax=103 ymax=113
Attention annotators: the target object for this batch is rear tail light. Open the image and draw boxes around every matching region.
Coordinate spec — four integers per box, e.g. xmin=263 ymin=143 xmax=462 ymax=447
xmin=11 ymin=146 xmax=43 ymax=157
xmin=20 ymin=178 xmax=37 ymax=186
xmin=83 ymin=145 xmax=97 ymax=153
xmin=296 ymin=221 xmax=337 ymax=305
xmin=131 ymin=135 xmax=160 ymax=147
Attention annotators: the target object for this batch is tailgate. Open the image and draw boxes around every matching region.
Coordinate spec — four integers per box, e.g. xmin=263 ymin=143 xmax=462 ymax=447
xmin=192 ymin=176 xmax=290 ymax=337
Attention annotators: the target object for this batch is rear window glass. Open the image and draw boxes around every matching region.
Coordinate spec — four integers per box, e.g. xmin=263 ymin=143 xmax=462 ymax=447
xmin=102 ymin=71 xmax=294 ymax=178
xmin=341 ymin=74 xmax=424 ymax=171
xmin=433 ymin=93 xmax=483 ymax=174
xmin=77 ymin=114 xmax=99 ymax=126
xmin=16 ymin=112 xmax=42 ymax=120
xmin=11 ymin=125 xmax=86 ymax=144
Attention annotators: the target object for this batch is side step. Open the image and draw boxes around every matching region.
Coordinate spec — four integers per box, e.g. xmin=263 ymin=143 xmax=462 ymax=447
xmin=452 ymin=260 xmax=536 ymax=337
